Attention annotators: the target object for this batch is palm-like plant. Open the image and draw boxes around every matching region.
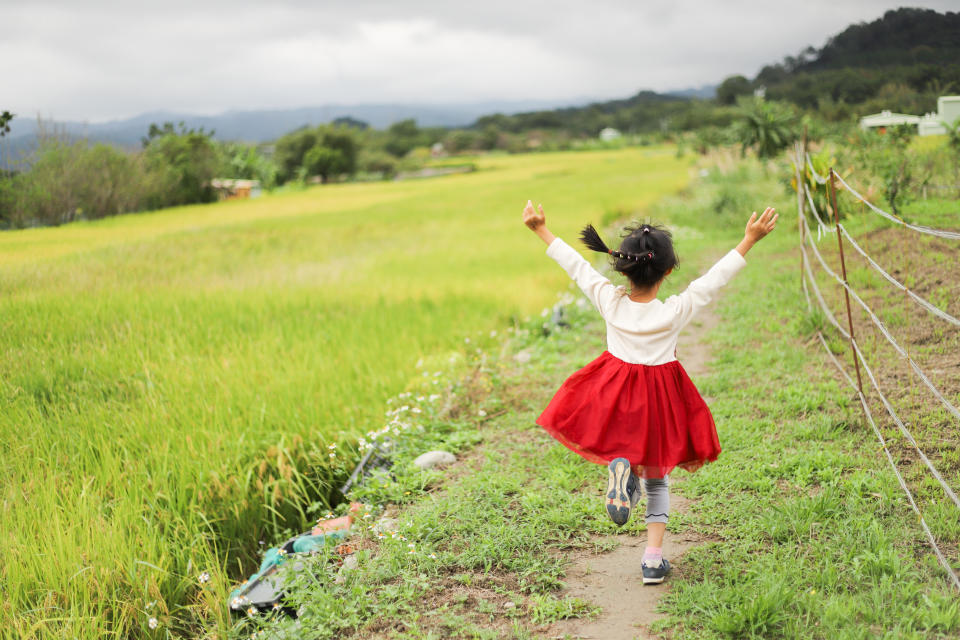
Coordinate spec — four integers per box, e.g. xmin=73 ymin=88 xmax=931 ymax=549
xmin=733 ymin=97 xmax=797 ymax=158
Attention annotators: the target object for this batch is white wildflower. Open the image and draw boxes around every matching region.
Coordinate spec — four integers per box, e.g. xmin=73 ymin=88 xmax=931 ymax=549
xmin=148 ymin=617 xmax=158 ymax=629
xmin=478 ymin=409 xmax=487 ymax=417
xmin=198 ymin=571 xmax=210 ymax=584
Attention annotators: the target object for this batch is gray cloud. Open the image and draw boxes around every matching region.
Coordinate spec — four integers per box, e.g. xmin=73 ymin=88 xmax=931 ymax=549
xmin=2 ymin=1 xmax=956 ymax=121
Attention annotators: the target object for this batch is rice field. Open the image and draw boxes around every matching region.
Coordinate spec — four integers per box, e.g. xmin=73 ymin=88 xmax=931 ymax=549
xmin=0 ymin=147 xmax=692 ymax=638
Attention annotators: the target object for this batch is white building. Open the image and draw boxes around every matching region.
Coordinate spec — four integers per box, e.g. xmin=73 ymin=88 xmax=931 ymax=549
xmin=918 ymin=113 xmax=946 ymax=136
xmin=860 ymin=96 xmax=960 ymax=136
xmin=859 ymin=110 xmax=921 ymax=131
xmin=936 ymin=95 xmax=960 ymax=128
xmin=599 ymin=127 xmax=622 ymax=142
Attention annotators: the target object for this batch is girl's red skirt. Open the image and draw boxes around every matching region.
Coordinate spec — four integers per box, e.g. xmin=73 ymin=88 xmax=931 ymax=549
xmin=536 ymin=351 xmax=721 ymax=479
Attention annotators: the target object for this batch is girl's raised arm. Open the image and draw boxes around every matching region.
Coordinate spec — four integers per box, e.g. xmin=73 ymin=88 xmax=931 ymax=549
xmin=673 ymin=207 xmax=777 ymax=326
xmin=523 ymin=201 xmax=617 ymax=318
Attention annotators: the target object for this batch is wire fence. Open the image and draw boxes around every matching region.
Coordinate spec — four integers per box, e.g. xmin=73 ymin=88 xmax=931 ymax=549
xmin=793 ymin=143 xmax=960 ymax=591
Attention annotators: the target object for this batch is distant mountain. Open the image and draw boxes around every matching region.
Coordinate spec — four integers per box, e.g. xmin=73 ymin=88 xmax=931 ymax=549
xmin=1 ymin=99 xmax=594 ymax=161
xmin=666 ymin=85 xmax=717 ymax=99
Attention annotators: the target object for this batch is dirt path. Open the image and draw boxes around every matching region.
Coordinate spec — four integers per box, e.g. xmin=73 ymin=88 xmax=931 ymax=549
xmin=546 ymin=307 xmax=720 ymax=640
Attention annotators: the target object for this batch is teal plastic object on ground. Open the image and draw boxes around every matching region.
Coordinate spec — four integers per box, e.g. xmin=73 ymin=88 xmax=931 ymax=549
xmin=292 ymin=530 xmax=346 ymax=553
xmin=228 ymin=530 xmax=349 ymax=611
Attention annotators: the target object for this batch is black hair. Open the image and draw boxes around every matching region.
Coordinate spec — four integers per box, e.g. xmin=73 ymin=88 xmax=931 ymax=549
xmin=579 ymin=222 xmax=679 ymax=288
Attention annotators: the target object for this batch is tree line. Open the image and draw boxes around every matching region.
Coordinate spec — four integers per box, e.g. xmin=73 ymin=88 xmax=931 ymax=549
xmin=2 ymin=8 xmax=957 ymax=229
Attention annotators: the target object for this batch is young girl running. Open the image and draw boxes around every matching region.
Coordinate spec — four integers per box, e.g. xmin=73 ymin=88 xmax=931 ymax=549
xmin=522 ymin=201 xmax=777 ymax=584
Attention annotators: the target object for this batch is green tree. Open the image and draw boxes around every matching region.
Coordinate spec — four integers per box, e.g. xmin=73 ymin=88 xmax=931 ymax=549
xmin=273 ymin=127 xmax=320 ymax=183
xmin=142 ymin=121 xmax=220 ymax=207
xmin=273 ymin=126 xmax=357 ymax=183
xmin=384 ymin=119 xmax=421 ymax=157
xmin=319 ymin=129 xmax=358 ymax=175
xmin=716 ymin=75 xmax=752 ymax=105
xmin=303 ymin=145 xmax=346 ymax=183
xmin=0 ymin=111 xmax=13 ymax=137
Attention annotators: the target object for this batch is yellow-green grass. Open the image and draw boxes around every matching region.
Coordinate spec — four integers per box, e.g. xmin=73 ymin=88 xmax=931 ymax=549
xmin=0 ymin=147 xmax=691 ymax=638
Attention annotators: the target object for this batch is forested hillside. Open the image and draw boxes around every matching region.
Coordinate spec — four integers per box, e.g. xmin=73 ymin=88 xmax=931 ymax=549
xmin=480 ymin=8 xmax=960 ymax=133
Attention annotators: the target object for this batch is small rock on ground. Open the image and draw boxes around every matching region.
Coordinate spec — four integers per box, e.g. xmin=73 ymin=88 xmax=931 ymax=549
xmin=413 ymin=450 xmax=456 ymax=469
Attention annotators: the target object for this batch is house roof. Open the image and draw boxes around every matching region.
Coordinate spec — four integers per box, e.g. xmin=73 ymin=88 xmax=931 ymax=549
xmin=859 ymin=110 xmax=921 ymax=127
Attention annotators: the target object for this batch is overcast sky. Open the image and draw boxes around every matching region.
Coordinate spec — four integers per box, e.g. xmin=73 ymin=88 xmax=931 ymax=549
xmin=2 ymin=1 xmax=956 ymax=122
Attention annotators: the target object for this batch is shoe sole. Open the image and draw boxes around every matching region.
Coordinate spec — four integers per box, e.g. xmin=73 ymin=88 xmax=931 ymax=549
xmin=605 ymin=458 xmax=632 ymax=526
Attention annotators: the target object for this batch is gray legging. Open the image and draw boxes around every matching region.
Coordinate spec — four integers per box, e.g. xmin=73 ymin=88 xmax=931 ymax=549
xmin=641 ymin=475 xmax=670 ymax=524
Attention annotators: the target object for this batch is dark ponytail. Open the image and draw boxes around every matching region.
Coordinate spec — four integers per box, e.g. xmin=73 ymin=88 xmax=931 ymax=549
xmin=579 ymin=224 xmax=611 ymax=254
xmin=579 ymin=222 xmax=678 ymax=288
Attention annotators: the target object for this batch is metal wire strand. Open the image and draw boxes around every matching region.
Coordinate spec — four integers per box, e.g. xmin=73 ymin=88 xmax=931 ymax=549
xmin=831 ymin=172 xmax=960 ymax=240
xmin=837 ymin=224 xmax=960 ymax=327
xmin=805 ymin=152 xmax=828 ymax=185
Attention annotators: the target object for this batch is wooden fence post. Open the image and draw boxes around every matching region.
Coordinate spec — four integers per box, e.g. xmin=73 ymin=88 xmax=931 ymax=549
xmin=798 ymin=130 xmax=808 ymax=293
xmin=828 ymin=168 xmax=865 ymax=397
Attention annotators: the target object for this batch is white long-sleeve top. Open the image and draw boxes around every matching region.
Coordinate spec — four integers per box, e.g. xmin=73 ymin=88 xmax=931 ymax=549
xmin=546 ymin=238 xmax=747 ymax=365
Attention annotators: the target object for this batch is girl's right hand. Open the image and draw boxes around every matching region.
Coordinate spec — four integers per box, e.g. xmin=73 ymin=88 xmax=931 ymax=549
xmin=735 ymin=207 xmax=777 ymax=257
xmin=523 ymin=200 xmax=545 ymax=230
xmin=745 ymin=207 xmax=778 ymax=242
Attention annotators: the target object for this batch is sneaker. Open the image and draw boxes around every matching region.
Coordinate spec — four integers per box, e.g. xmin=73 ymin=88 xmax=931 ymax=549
xmin=605 ymin=458 xmax=633 ymax=526
xmin=642 ymin=558 xmax=672 ymax=585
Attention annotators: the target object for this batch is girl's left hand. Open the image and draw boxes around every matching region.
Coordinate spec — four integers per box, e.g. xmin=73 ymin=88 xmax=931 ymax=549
xmin=523 ymin=200 xmax=545 ymax=230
